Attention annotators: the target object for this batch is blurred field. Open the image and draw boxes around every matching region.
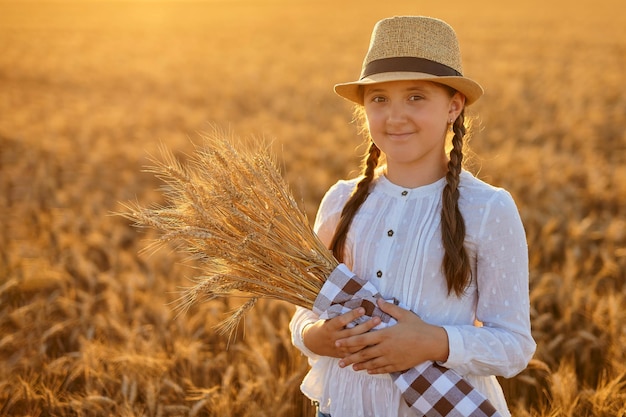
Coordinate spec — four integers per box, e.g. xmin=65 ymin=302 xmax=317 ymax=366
xmin=1 ymin=0 xmax=626 ymax=416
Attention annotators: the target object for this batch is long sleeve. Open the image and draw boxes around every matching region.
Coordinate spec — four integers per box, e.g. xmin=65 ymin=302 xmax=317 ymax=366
xmin=289 ymin=180 xmax=348 ymax=360
xmin=289 ymin=306 xmax=321 ymax=359
xmin=441 ymin=189 xmax=536 ymax=377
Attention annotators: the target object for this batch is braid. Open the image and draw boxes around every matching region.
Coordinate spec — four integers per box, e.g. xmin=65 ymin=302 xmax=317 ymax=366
xmin=441 ymin=110 xmax=471 ymax=296
xmin=330 ymin=141 xmax=381 ymax=262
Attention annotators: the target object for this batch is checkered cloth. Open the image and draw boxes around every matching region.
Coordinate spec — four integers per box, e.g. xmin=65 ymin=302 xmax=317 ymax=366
xmin=312 ymin=264 xmax=502 ymax=417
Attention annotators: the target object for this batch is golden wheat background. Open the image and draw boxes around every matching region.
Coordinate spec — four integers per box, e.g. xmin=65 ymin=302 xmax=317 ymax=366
xmin=1 ymin=0 xmax=625 ymax=415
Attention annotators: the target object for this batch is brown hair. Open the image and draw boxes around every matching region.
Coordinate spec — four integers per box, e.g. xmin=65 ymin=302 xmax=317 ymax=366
xmin=330 ymin=90 xmax=471 ymax=297
xmin=442 ymin=110 xmax=471 ymax=296
xmin=329 ymin=140 xmax=381 ymax=263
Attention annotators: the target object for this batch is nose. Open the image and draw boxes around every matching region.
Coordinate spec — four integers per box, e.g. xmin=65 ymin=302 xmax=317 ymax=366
xmin=386 ymin=100 xmax=407 ymax=124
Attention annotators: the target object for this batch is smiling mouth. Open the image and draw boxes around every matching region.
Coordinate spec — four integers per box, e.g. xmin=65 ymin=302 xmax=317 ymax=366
xmin=387 ymin=132 xmax=413 ymax=140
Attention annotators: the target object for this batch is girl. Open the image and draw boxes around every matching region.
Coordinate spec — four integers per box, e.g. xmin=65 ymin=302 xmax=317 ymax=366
xmin=289 ymin=16 xmax=536 ymax=417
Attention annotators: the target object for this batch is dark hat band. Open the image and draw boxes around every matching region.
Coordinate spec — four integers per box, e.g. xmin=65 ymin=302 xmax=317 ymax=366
xmin=361 ymin=57 xmax=462 ymax=79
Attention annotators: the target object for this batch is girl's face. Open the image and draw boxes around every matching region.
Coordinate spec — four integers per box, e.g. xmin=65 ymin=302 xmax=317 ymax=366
xmin=363 ymin=80 xmax=464 ymax=185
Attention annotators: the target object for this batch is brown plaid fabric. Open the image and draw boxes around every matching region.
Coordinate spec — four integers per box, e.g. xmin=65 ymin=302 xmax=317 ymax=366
xmin=312 ymin=264 xmax=502 ymax=417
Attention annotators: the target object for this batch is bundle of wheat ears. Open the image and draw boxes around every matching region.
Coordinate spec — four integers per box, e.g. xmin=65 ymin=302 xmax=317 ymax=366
xmin=121 ymin=130 xmax=338 ymax=334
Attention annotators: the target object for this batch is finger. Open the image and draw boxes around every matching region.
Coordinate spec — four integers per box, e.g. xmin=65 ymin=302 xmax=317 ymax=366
xmin=336 ymin=344 xmax=363 ymax=356
xmin=377 ymin=298 xmax=408 ymax=320
xmin=347 ymin=314 xmax=381 ymax=335
xmin=336 ymin=317 xmax=381 ymax=347
xmin=349 ymin=353 xmax=397 ymax=373
xmin=338 ymin=350 xmax=363 ymax=368
xmin=365 ymin=363 xmax=399 ymax=375
xmin=336 ymin=330 xmax=371 ymax=350
xmin=339 ymin=346 xmax=379 ymax=369
xmin=332 ymin=307 xmax=365 ymax=330
xmin=353 ymin=358 xmax=384 ymax=372
xmin=338 ymin=317 xmax=387 ymax=347
xmin=337 ymin=329 xmax=383 ymax=354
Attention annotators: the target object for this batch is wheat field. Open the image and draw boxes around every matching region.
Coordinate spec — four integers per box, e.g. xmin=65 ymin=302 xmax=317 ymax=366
xmin=1 ymin=0 xmax=625 ymax=416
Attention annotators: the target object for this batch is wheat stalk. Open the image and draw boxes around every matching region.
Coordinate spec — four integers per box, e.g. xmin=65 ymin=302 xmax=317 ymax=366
xmin=120 ymin=128 xmax=337 ymax=334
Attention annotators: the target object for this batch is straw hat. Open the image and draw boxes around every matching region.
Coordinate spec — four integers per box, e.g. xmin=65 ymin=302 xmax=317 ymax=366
xmin=334 ymin=16 xmax=484 ymax=105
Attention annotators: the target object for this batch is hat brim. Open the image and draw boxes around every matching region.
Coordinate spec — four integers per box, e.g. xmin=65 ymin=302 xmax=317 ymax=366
xmin=334 ymin=72 xmax=484 ymax=106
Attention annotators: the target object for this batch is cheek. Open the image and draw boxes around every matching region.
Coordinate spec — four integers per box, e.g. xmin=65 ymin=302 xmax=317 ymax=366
xmin=364 ymin=108 xmax=383 ymax=129
xmin=424 ymin=112 xmax=450 ymax=135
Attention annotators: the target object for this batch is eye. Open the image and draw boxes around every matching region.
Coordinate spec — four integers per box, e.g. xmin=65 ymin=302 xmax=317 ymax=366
xmin=409 ymin=94 xmax=424 ymax=101
xmin=371 ymin=96 xmax=387 ymax=103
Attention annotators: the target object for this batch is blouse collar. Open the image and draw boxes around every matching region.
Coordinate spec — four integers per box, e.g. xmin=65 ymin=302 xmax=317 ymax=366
xmin=373 ymin=172 xmax=447 ymax=199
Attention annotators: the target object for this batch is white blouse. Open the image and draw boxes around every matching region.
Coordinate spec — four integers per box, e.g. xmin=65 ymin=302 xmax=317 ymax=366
xmin=290 ymin=170 xmax=536 ymax=417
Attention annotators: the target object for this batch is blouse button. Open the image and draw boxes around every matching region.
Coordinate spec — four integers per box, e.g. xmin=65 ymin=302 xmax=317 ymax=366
xmin=401 ymin=190 xmax=408 ymax=196
xmin=376 ymin=270 xmax=383 ymax=278
xmin=387 ymin=230 xmax=394 ymax=237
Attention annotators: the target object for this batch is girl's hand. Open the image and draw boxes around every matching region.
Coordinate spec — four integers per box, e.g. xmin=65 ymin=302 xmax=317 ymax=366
xmin=303 ymin=308 xmax=381 ymax=358
xmin=335 ymin=299 xmax=450 ymax=374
